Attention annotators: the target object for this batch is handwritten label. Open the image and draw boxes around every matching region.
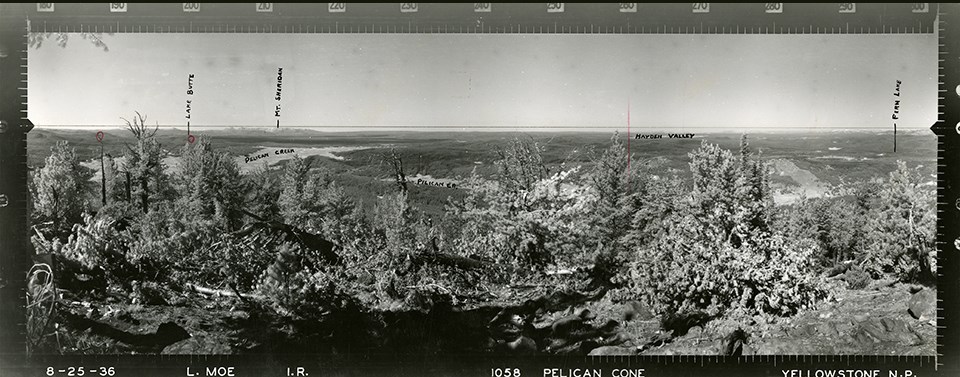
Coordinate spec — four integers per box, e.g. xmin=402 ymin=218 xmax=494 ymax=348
xmin=109 ymin=3 xmax=127 ymax=12
xmin=245 ymin=153 xmax=269 ymax=164
xmin=186 ymin=74 xmax=195 ymax=142
xmin=892 ymin=80 xmax=902 ymax=120
xmin=185 ymin=74 xmax=195 ymax=121
xmin=417 ymin=178 xmax=458 ymax=189
xmin=256 ymin=3 xmax=273 ymax=12
xmin=474 ymin=3 xmax=491 ymax=12
xmin=764 ymin=3 xmax=782 ymax=13
xmin=619 ymin=3 xmax=637 ymax=13
xmin=635 ymin=133 xmax=696 ymax=139
xmin=37 ymin=3 xmax=54 ymax=12
xmin=274 ymin=68 xmax=283 ymax=128
xmin=182 ymin=3 xmax=200 ymax=12
xmin=547 ymin=3 xmax=564 ymax=13
xmin=892 ymin=80 xmax=901 ymax=152
xmin=244 ymin=149 xmax=294 ymax=163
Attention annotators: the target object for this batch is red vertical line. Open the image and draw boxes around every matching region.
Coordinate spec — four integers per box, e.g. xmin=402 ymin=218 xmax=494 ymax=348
xmin=627 ymin=100 xmax=631 ymax=184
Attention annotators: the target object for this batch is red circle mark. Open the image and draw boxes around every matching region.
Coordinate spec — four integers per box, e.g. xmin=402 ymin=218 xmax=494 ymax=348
xmin=96 ymin=131 xmax=104 ymax=142
xmin=187 ymin=134 xmax=196 ymax=144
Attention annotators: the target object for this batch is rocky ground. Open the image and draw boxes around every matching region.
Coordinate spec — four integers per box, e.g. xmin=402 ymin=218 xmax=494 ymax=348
xmin=573 ymin=280 xmax=936 ymax=356
xmin=43 ymin=278 xmax=936 ymax=357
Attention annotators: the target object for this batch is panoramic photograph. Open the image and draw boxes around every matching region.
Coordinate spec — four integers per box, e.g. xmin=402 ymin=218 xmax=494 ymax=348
xmin=23 ymin=26 xmax=937 ymax=357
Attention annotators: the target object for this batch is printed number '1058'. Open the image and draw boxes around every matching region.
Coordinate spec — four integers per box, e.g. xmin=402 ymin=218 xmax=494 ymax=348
xmin=491 ymin=369 xmax=520 ymax=377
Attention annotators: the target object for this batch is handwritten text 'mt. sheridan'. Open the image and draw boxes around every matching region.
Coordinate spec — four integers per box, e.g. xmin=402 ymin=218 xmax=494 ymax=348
xmin=274 ymin=68 xmax=283 ymax=118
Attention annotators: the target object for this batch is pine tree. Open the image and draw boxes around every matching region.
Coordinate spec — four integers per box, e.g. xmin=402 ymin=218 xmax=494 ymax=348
xmin=278 ymin=156 xmax=317 ymax=226
xmin=687 ymin=136 xmax=773 ymax=247
xmin=588 ymin=132 xmax=646 ymax=284
xmin=863 ymin=161 xmax=936 ymax=283
xmin=31 ymin=141 xmax=92 ymax=236
xmin=591 ymin=133 xmax=649 ymax=236
xmin=121 ymin=112 xmax=169 ymax=213
xmin=174 ymin=137 xmax=245 ymax=229
xmin=243 ymin=162 xmax=281 ymax=221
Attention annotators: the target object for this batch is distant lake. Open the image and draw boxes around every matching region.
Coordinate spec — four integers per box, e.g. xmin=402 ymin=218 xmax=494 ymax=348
xmin=79 ymin=145 xmax=374 ymax=180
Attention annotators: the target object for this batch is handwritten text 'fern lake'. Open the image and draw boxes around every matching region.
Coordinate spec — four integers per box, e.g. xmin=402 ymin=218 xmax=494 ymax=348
xmin=635 ymin=133 xmax=695 ymax=139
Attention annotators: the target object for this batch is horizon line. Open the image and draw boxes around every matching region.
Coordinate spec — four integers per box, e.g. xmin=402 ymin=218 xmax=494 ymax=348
xmin=32 ymin=125 xmax=933 ymax=133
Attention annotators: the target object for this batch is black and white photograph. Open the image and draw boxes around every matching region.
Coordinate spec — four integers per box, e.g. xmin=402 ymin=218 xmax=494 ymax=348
xmin=1 ymin=3 xmax=958 ymax=377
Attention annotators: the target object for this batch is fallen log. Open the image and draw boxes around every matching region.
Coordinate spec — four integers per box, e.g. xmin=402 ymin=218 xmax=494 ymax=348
xmin=238 ymin=210 xmax=342 ymax=265
xmin=59 ymin=310 xmax=191 ymax=352
xmin=185 ymin=283 xmax=266 ymax=301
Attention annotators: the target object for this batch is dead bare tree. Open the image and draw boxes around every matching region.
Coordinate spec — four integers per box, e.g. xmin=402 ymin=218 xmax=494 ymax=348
xmin=388 ymin=148 xmax=408 ymax=194
xmin=122 ymin=111 xmax=158 ymax=140
xmin=121 ymin=112 xmax=162 ymax=213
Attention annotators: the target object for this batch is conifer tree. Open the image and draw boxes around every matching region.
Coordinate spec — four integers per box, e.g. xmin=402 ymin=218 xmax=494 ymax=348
xmin=121 ymin=112 xmax=169 ymax=213
xmin=31 ymin=141 xmax=91 ymax=235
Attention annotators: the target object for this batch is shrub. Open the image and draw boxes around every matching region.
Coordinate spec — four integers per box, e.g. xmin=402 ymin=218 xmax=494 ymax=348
xmin=257 ymin=241 xmax=359 ymax=318
xmin=626 ymin=216 xmax=828 ymax=317
xmin=622 ymin=138 xmax=830 ymax=317
xmin=778 ymin=196 xmax=865 ymax=270
xmin=844 ymin=266 xmax=871 ymax=290
xmin=218 ymin=235 xmax=276 ymax=291
xmin=124 ymin=203 xmax=224 ymax=283
xmin=447 ymin=166 xmax=596 ymax=272
xmin=55 ymin=213 xmax=140 ymax=286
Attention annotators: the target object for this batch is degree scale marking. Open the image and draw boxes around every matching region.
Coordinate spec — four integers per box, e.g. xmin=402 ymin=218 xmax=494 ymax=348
xmin=24 ymin=4 xmax=935 ymax=35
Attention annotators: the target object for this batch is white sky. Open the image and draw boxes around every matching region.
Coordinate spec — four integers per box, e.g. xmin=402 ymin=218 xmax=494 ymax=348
xmin=28 ymin=33 xmax=937 ymax=131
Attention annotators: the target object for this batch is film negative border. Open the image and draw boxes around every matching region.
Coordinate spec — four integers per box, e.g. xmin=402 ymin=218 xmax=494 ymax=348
xmin=933 ymin=2 xmax=960 ymax=375
xmin=0 ymin=2 xmax=956 ymax=377
xmin=0 ymin=8 xmax=33 ymax=374
xmin=3 ymin=3 xmax=938 ymax=34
